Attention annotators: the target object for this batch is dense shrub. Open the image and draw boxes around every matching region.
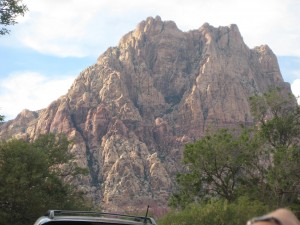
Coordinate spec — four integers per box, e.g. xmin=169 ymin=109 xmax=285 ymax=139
xmin=159 ymin=197 xmax=269 ymax=225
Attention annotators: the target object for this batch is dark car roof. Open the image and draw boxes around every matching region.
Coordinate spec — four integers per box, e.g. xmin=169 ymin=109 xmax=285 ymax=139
xmin=34 ymin=210 xmax=157 ymax=225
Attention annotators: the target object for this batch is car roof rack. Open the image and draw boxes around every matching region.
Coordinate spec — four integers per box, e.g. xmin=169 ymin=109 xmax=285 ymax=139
xmin=45 ymin=210 xmax=155 ymax=224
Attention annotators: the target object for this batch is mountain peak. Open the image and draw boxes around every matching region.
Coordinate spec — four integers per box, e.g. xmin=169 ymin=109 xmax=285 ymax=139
xmin=134 ymin=16 xmax=179 ymax=37
xmin=198 ymin=22 xmax=244 ymax=48
xmin=0 ymin=16 xmax=291 ymax=210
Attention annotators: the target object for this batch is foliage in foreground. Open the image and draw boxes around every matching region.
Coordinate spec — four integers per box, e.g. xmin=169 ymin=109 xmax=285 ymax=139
xmin=169 ymin=128 xmax=265 ymax=208
xmin=0 ymin=0 xmax=28 ymax=35
xmin=249 ymin=88 xmax=300 ymax=208
xmin=159 ymin=197 xmax=268 ymax=225
xmin=169 ymin=88 xmax=300 ymax=212
xmin=0 ymin=133 xmax=90 ymax=225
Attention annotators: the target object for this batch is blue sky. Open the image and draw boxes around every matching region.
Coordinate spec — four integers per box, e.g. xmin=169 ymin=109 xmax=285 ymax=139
xmin=0 ymin=0 xmax=299 ymax=120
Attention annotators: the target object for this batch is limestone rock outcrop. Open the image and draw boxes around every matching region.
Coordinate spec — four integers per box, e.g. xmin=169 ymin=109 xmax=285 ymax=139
xmin=0 ymin=16 xmax=291 ymax=209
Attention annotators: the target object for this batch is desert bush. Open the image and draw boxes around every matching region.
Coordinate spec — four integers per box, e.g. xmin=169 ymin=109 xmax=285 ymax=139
xmin=159 ymin=197 xmax=268 ymax=225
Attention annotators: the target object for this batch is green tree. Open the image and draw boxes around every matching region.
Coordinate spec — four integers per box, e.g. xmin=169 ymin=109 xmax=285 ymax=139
xmin=0 ymin=133 xmax=89 ymax=225
xmin=170 ymin=88 xmax=300 ymax=210
xmin=169 ymin=128 xmax=261 ymax=208
xmin=250 ymin=88 xmax=300 ymax=148
xmin=250 ymin=88 xmax=300 ymax=208
xmin=0 ymin=0 xmax=28 ymax=35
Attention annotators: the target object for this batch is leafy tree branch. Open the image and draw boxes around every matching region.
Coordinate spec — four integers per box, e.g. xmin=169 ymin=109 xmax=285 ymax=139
xmin=0 ymin=0 xmax=28 ymax=35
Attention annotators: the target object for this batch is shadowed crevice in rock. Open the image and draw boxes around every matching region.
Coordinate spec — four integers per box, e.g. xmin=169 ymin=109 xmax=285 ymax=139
xmin=70 ymin=113 xmax=101 ymax=188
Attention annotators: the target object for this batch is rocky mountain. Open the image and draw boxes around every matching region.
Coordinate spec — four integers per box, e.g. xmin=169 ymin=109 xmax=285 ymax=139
xmin=0 ymin=16 xmax=291 ymax=210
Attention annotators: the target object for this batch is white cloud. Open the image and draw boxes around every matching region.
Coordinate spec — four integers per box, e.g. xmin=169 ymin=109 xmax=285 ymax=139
xmin=0 ymin=72 xmax=76 ymax=120
xmin=291 ymin=79 xmax=300 ymax=104
xmin=8 ymin=0 xmax=299 ymax=57
xmin=290 ymin=70 xmax=300 ymax=85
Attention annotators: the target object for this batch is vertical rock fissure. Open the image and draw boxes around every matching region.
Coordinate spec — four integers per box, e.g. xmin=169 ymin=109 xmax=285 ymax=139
xmin=70 ymin=114 xmax=101 ymax=188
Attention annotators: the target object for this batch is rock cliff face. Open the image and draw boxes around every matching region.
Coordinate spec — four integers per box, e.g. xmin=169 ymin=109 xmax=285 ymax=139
xmin=0 ymin=16 xmax=291 ymax=209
